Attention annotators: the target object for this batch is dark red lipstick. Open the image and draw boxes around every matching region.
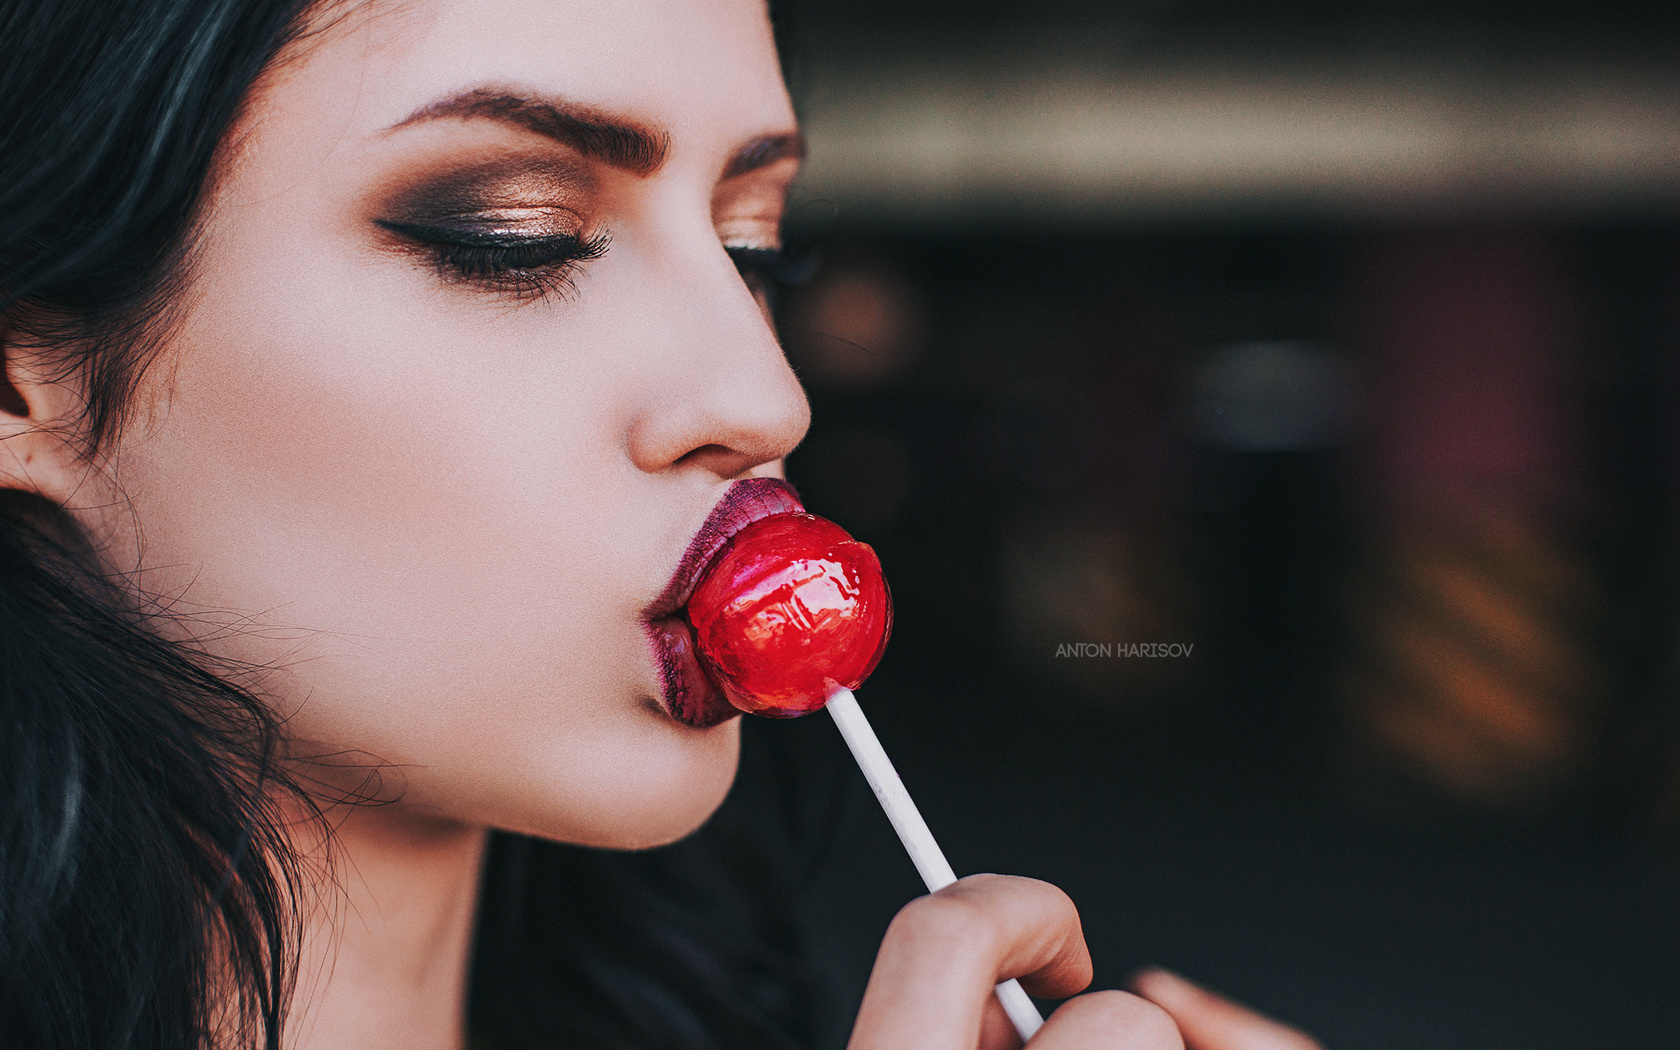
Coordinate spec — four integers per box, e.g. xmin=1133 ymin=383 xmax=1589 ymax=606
xmin=643 ymin=477 xmax=803 ymax=727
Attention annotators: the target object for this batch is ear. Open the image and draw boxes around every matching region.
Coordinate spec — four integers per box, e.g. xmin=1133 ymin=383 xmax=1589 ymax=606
xmin=0 ymin=325 xmax=90 ymax=507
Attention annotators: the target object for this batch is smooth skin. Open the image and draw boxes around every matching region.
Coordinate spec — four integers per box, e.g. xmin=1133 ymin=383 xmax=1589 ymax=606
xmin=0 ymin=1 xmax=1323 ymax=1047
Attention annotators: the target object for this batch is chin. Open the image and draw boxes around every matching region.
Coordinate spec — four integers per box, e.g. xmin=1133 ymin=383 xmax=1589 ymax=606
xmin=490 ymin=715 xmax=744 ymax=851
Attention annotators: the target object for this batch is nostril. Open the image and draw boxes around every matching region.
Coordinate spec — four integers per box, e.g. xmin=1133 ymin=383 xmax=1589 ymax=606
xmin=673 ymin=443 xmax=744 ymax=473
xmin=675 ymin=443 xmax=729 ymax=464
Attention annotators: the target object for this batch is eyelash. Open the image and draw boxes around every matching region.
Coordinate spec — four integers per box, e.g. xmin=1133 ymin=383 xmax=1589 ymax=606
xmin=727 ymin=245 xmax=821 ymax=311
xmin=378 ymin=220 xmax=799 ymax=304
xmin=726 ymin=246 xmax=784 ymax=301
xmin=376 ymin=219 xmax=610 ymax=300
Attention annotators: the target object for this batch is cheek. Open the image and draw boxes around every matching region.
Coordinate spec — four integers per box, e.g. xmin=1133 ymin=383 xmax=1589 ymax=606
xmin=106 ymin=223 xmax=724 ymax=844
xmin=138 ymin=251 xmax=622 ymax=675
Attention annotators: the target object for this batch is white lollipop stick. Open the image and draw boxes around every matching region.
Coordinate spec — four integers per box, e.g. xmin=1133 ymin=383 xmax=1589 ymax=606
xmin=826 ymin=687 xmax=1046 ymax=1043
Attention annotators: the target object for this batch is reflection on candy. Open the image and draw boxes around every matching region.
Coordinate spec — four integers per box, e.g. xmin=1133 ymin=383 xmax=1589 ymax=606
xmin=686 ymin=513 xmax=892 ymax=716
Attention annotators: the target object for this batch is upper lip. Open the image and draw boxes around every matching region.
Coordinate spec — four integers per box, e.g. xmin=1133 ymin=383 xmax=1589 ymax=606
xmin=642 ymin=476 xmax=803 ymax=621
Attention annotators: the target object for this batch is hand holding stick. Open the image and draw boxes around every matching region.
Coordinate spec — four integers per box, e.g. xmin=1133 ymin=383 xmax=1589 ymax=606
xmin=827 ymin=687 xmax=1045 ymax=1043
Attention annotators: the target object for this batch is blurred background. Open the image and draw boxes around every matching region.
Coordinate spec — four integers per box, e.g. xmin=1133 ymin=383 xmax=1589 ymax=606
xmin=731 ymin=2 xmax=1680 ymax=1047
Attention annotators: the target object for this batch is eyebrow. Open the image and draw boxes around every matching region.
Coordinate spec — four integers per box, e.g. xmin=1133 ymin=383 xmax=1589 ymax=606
xmin=723 ymin=132 xmax=806 ymax=178
xmin=390 ymin=89 xmax=671 ymax=176
xmin=389 ymin=88 xmax=805 ymax=182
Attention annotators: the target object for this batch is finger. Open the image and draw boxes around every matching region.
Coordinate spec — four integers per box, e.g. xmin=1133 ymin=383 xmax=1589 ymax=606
xmin=848 ymin=874 xmax=1093 ymax=1050
xmin=1130 ymin=969 xmax=1323 ymax=1050
xmin=1028 ymin=990 xmax=1184 ymax=1050
xmin=977 ymin=994 xmax=1023 ymax=1050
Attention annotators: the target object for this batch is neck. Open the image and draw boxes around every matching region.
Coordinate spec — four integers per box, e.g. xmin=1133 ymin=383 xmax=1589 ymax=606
xmin=283 ymin=802 xmax=488 ymax=1050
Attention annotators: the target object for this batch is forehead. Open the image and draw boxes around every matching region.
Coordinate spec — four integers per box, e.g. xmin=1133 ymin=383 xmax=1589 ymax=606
xmin=265 ymin=0 xmax=793 ymax=156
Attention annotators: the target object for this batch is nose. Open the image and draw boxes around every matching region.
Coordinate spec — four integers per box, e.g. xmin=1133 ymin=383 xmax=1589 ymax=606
xmin=625 ymin=243 xmax=810 ymax=480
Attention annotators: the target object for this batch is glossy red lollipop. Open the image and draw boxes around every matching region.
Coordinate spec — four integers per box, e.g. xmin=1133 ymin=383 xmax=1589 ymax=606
xmin=690 ymin=510 xmax=1044 ymax=1039
xmin=686 ymin=513 xmax=891 ymax=716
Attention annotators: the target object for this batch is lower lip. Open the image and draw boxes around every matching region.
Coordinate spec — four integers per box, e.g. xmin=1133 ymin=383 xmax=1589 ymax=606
xmin=645 ymin=615 xmax=737 ymax=728
xmin=644 ymin=477 xmax=804 ymax=728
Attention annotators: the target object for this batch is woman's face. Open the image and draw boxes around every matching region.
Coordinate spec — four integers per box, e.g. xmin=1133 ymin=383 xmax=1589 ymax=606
xmin=82 ymin=0 xmax=809 ymax=847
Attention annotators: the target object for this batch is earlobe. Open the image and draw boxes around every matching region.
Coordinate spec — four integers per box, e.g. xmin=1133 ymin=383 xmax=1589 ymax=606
xmin=0 ymin=328 xmax=89 ymax=507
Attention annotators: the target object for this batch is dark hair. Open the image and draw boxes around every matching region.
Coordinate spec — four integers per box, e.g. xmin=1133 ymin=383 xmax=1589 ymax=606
xmin=0 ymin=1 xmax=825 ymax=1048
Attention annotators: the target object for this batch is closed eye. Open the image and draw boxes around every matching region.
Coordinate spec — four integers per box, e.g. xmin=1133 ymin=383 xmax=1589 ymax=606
xmin=376 ymin=218 xmax=610 ymax=301
xmin=725 ymin=244 xmax=819 ymax=310
xmin=725 ymin=245 xmax=784 ymax=298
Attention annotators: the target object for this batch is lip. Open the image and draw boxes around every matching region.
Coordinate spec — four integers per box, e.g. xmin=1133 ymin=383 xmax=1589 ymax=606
xmin=643 ymin=477 xmax=804 ymax=727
